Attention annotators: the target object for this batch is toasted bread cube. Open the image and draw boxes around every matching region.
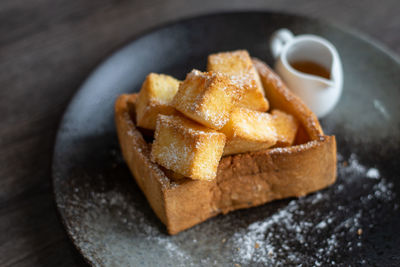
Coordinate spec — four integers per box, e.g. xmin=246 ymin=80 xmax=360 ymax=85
xmin=136 ymin=73 xmax=180 ymax=130
xmin=207 ymin=50 xmax=269 ymax=112
xmin=220 ymin=107 xmax=277 ymax=155
xmin=151 ymin=114 xmax=226 ymax=180
xmin=172 ymin=70 xmax=242 ymax=130
xmin=271 ymin=109 xmax=300 ymax=147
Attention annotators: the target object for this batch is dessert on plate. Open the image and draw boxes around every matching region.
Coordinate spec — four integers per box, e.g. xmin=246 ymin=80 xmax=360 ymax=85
xmin=115 ymin=50 xmax=337 ymax=235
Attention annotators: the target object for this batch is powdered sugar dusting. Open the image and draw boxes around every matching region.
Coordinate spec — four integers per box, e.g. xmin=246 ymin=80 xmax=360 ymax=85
xmin=152 ymin=114 xmax=224 ymax=180
xmin=64 ymin=186 xmax=195 ymax=266
xmin=208 ymin=50 xmax=266 ymax=104
xmin=174 ymin=69 xmax=242 ymax=129
xmin=366 ymin=168 xmax=380 ymax=179
xmin=61 ymin=148 xmax=398 ymax=266
xmin=226 ymin=152 xmax=397 ymax=266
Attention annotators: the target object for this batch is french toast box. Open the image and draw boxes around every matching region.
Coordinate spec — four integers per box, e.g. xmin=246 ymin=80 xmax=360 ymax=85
xmin=115 ymin=58 xmax=337 ymax=235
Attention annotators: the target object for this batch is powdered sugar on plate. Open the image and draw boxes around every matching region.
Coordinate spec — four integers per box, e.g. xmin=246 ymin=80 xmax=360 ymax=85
xmin=60 ymin=150 xmax=398 ymax=266
xmin=228 ymin=153 xmax=397 ymax=266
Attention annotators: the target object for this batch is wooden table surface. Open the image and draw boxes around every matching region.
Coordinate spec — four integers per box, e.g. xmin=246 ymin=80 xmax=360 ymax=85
xmin=1 ymin=0 xmax=399 ymax=266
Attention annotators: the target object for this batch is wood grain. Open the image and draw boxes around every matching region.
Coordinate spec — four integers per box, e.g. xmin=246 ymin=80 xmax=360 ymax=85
xmin=0 ymin=0 xmax=399 ymax=265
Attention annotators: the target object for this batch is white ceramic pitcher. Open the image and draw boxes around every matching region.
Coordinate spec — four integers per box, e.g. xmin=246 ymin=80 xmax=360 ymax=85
xmin=270 ymin=28 xmax=343 ymax=118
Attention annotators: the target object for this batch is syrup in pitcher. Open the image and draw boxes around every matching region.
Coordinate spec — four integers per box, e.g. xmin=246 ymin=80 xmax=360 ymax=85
xmin=290 ymin=60 xmax=331 ymax=79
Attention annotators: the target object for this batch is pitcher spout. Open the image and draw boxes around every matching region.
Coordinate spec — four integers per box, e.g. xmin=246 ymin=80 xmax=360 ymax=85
xmin=316 ymin=77 xmax=335 ymax=88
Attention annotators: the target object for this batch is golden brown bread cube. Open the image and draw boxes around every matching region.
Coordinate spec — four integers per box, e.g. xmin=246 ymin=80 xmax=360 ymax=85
xmin=172 ymin=69 xmax=242 ymax=130
xmin=220 ymin=107 xmax=277 ymax=155
xmin=136 ymin=73 xmax=180 ymax=130
xmin=271 ymin=109 xmax=300 ymax=147
xmin=151 ymin=114 xmax=226 ymax=180
xmin=207 ymin=50 xmax=269 ymax=112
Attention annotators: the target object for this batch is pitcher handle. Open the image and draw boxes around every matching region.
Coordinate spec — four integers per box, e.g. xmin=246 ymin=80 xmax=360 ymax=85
xmin=270 ymin=28 xmax=294 ymax=59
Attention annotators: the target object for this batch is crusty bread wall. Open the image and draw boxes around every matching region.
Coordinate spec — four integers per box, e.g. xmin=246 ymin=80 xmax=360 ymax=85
xmin=115 ymin=94 xmax=169 ymax=225
xmin=163 ymin=179 xmax=217 ymax=234
xmin=215 ymin=137 xmax=336 ymax=214
xmin=115 ymin=59 xmax=337 ymax=235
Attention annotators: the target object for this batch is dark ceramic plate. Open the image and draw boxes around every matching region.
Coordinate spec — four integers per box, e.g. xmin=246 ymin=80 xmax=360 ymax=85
xmin=53 ymin=12 xmax=400 ymax=266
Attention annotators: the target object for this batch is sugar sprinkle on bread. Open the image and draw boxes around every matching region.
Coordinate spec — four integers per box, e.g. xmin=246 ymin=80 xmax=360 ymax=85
xmin=151 ymin=114 xmax=226 ymax=181
xmin=207 ymin=50 xmax=269 ymax=112
xmin=221 ymin=107 xmax=277 ymax=155
xmin=271 ymin=109 xmax=300 ymax=147
xmin=136 ymin=73 xmax=180 ymax=130
xmin=172 ymin=69 xmax=243 ymax=130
